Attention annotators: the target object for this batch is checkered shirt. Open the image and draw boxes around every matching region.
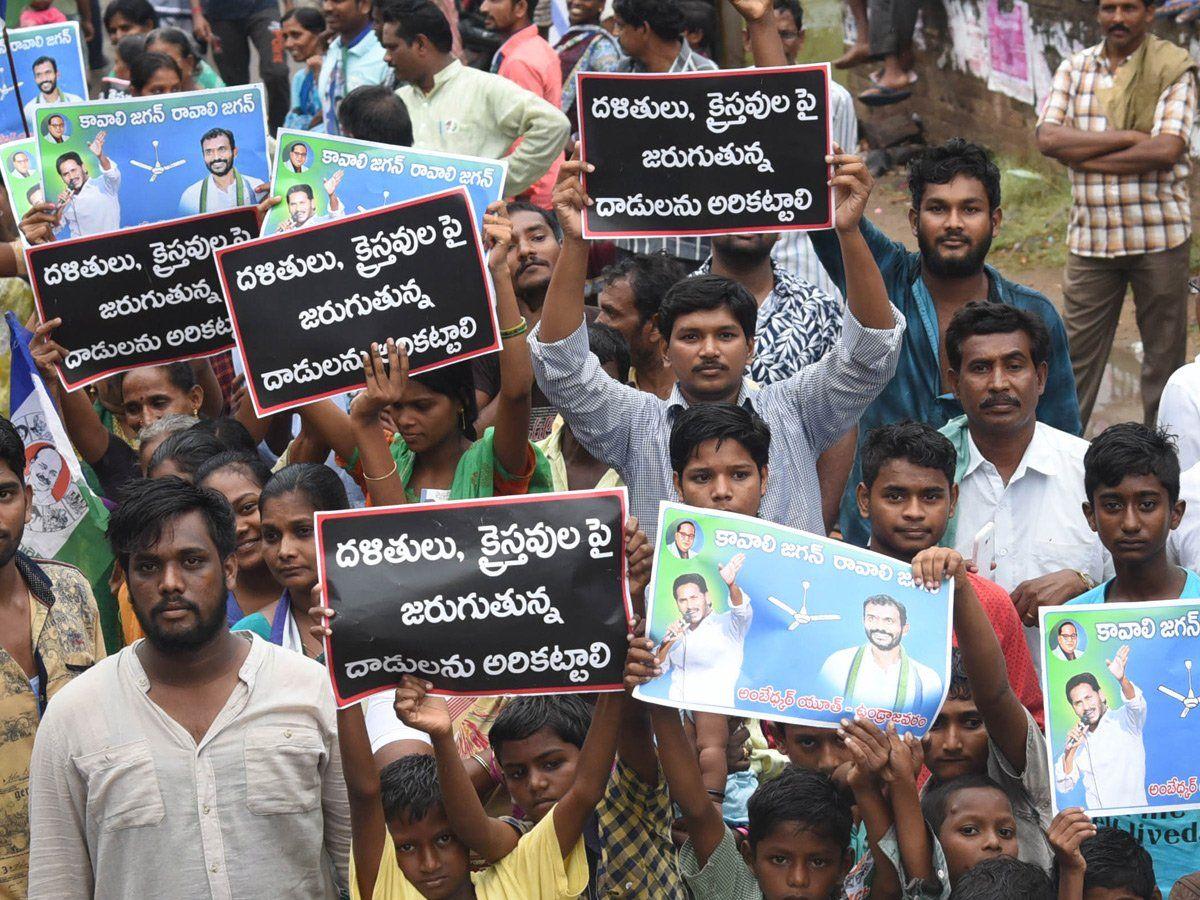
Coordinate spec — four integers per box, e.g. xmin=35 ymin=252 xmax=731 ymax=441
xmin=1038 ymin=42 xmax=1197 ymax=257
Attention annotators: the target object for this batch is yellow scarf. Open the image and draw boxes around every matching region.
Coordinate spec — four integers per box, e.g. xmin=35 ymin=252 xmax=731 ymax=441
xmin=1097 ymin=34 xmax=1197 ymax=133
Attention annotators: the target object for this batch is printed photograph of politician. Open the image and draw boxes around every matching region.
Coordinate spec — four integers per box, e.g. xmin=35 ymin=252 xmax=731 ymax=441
xmin=635 ymin=503 xmax=953 ymax=736
xmin=0 ymin=138 xmax=41 ymax=228
xmin=260 ymin=128 xmax=508 ymax=236
xmin=1042 ymin=602 xmax=1200 ymax=817
xmin=0 ymin=21 xmax=87 ymax=144
xmin=35 ymin=86 xmax=269 ymax=239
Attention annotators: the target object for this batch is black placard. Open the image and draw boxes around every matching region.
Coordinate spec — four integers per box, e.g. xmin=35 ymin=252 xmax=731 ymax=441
xmin=215 ymin=187 xmax=499 ymax=416
xmin=27 ymin=207 xmax=256 ymax=391
xmin=578 ymin=65 xmax=833 ymax=238
xmin=316 ymin=490 xmax=630 ymax=706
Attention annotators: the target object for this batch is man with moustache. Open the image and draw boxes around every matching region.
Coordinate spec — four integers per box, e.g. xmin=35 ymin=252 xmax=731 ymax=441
xmin=473 ymin=200 xmax=565 ymax=438
xmin=819 ymin=593 xmax=942 ymax=711
xmin=22 ymin=57 xmax=83 ymax=132
xmin=43 ymin=113 xmax=67 ymax=144
xmin=9 ymin=150 xmax=35 ymax=180
xmin=811 ymin=139 xmax=1080 ymax=547
xmin=277 ymin=174 xmax=347 ymax=231
xmin=54 ymin=131 xmax=121 ymax=238
xmin=27 ymin=477 xmax=351 ymax=899
xmin=0 ymin=416 xmax=104 ymax=899
xmin=177 ymin=127 xmax=267 ymax=217
xmin=1037 ymin=0 xmax=1196 ymax=428
xmin=940 ymin=302 xmax=1110 ymax=659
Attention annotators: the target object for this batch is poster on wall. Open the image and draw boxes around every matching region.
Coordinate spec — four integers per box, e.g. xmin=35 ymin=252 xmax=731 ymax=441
xmin=987 ymin=0 xmax=1036 ymax=106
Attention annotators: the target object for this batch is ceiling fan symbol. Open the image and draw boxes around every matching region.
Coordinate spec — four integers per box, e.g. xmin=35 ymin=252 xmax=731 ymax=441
xmin=767 ymin=580 xmax=842 ymax=632
xmin=1158 ymin=659 xmax=1199 ymax=718
xmin=356 ymin=189 xmax=389 ymax=214
xmin=129 ymin=139 xmax=186 ymax=182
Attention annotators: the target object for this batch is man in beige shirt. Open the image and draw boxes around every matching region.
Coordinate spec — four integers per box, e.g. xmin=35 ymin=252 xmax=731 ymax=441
xmin=27 ymin=478 xmax=350 ymax=900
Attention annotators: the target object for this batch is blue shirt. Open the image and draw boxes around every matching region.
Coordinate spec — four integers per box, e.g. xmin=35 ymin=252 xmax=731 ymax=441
xmin=1064 ymin=567 xmax=1200 ymax=894
xmin=317 ymin=26 xmax=390 ymax=136
xmin=810 ymin=220 xmax=1082 ymax=546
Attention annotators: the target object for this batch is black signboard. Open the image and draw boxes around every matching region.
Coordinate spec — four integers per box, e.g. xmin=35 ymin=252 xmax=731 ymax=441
xmin=577 ymin=65 xmax=833 ymax=238
xmin=27 ymin=206 xmax=256 ymax=391
xmin=215 ymin=187 xmax=499 ymax=416
xmin=316 ymin=489 xmax=630 ymax=706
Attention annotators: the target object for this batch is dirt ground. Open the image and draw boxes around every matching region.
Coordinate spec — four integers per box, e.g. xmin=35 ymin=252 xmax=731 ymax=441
xmin=868 ymin=172 xmax=1199 ymax=437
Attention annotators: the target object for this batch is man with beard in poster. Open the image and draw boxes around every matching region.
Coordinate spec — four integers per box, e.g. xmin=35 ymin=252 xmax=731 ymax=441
xmin=0 ymin=416 xmax=104 ymax=899
xmin=819 ymin=593 xmax=943 ymax=712
xmin=27 ymin=477 xmax=350 ymax=898
xmin=177 ymin=127 xmax=268 ymax=216
xmin=810 ymin=139 xmax=1080 ymax=547
xmin=22 ymin=57 xmax=83 ymax=132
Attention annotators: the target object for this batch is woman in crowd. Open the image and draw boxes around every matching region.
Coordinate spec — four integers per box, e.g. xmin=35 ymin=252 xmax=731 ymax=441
xmin=144 ymin=26 xmax=225 ymax=92
xmin=196 ymin=451 xmax=282 ymax=620
xmin=231 ymin=463 xmax=347 ymax=658
xmin=281 ymin=6 xmax=326 ymax=131
xmin=300 ymin=203 xmax=551 ymax=503
xmin=128 ymin=50 xmax=184 ymax=96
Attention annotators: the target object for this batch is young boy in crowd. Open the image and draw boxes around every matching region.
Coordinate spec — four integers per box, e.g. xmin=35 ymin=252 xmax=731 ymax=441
xmin=910 ymin=543 xmax=1053 ymax=869
xmin=1053 ymin=825 xmax=1161 ymax=900
xmin=1065 ymin=422 xmax=1198 ymax=894
xmin=484 ymin=692 xmax=684 ymax=897
xmin=857 ymin=421 xmax=1043 ymax=724
xmin=948 ymin=857 xmax=1054 ymax=900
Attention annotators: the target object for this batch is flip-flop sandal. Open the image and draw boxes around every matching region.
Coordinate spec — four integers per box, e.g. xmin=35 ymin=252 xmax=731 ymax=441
xmin=869 ymin=69 xmax=918 ymax=85
xmin=858 ymin=85 xmax=912 ymax=106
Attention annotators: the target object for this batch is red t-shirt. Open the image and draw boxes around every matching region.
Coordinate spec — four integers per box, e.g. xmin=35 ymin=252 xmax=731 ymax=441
xmin=957 ymin=572 xmax=1045 ymax=728
xmin=494 ymin=25 xmax=564 ymax=208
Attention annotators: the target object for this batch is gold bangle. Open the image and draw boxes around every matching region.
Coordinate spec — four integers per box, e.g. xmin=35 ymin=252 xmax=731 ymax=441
xmin=362 ymin=459 xmax=399 ymax=482
xmin=500 ymin=317 xmax=528 ymax=339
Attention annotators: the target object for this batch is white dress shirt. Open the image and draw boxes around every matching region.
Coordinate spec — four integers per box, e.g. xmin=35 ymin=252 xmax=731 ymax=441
xmin=1158 ymin=353 xmax=1200 ymax=471
xmin=23 ymin=91 xmax=83 ymax=130
xmin=28 ymin=633 xmax=350 ymax=900
xmin=1054 ymin=685 xmax=1148 ymax=810
xmin=1169 ymin=460 xmax=1200 ymax=569
xmin=819 ymin=644 xmax=943 ymax=711
xmin=177 ymin=171 xmax=266 ymax=217
xmin=662 ymin=596 xmax=753 ymax=707
xmin=61 ymin=163 xmax=121 ymax=238
xmin=952 ymin=423 xmax=1113 ymax=664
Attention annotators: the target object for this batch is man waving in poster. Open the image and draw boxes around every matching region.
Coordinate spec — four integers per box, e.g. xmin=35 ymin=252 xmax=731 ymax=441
xmin=177 ymin=128 xmax=267 ymax=216
xmin=22 ymin=57 xmax=83 ymax=131
xmin=55 ymin=131 xmax=120 ymax=238
xmin=819 ymin=594 xmax=943 ymax=713
xmin=276 ymin=170 xmax=346 ymax=231
xmin=1054 ymin=645 xmax=1149 ymax=810
xmin=654 ymin=553 xmax=751 ymax=706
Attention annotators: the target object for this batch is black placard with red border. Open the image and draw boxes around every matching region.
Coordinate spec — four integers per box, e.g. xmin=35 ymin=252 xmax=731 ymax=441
xmin=214 ymin=187 xmax=499 ymax=416
xmin=577 ymin=64 xmax=833 ymax=238
xmin=316 ymin=489 xmax=631 ymax=707
xmin=27 ymin=206 xmax=256 ymax=391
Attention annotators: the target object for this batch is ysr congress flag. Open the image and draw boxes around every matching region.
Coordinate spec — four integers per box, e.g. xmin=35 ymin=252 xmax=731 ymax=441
xmin=5 ymin=311 xmax=121 ymax=652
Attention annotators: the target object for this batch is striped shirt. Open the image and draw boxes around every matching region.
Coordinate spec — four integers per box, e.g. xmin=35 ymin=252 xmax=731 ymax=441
xmin=528 ymin=305 xmax=905 ymax=539
xmin=1038 ymin=43 xmax=1196 ymax=257
xmin=613 ymin=43 xmax=718 ymax=262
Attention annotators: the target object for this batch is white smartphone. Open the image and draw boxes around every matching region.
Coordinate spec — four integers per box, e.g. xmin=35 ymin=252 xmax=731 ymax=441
xmin=972 ymin=521 xmax=996 ymax=574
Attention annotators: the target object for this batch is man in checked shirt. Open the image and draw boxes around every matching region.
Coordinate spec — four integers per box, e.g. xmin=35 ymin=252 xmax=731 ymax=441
xmin=1037 ymin=0 xmax=1197 ymax=429
xmin=529 ymin=151 xmax=905 ymax=540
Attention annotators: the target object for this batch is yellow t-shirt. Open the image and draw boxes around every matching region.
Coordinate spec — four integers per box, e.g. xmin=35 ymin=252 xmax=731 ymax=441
xmin=351 ymin=807 xmax=589 ymax=900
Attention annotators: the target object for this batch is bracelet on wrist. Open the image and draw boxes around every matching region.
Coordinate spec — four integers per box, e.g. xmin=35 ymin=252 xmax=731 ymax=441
xmin=500 ymin=317 xmax=528 ymax=340
xmin=363 ymin=459 xmax=399 ymax=482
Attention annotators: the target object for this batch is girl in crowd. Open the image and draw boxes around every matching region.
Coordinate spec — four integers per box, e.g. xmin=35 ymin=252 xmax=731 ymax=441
xmin=231 ymin=463 xmax=348 ymax=658
xmin=301 ymin=203 xmax=551 ymax=503
xmin=144 ymin=27 xmax=225 ymax=92
xmin=281 ymin=6 xmax=326 ymax=131
xmin=196 ymin=451 xmax=282 ymax=619
xmin=129 ymin=50 xmax=183 ymax=96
